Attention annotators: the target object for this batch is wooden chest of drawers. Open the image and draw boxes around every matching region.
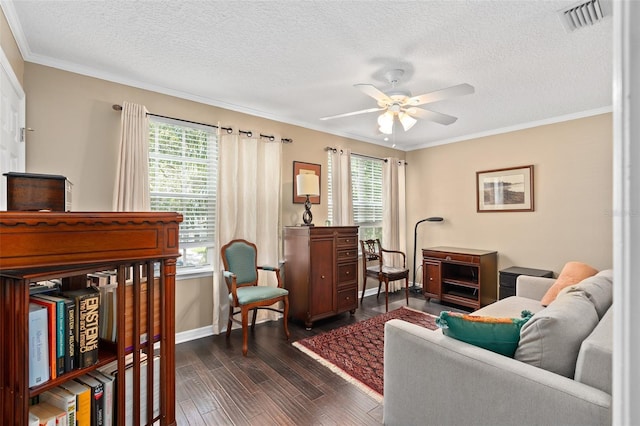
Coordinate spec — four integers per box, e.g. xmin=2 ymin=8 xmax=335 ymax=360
xmin=284 ymin=226 xmax=358 ymax=328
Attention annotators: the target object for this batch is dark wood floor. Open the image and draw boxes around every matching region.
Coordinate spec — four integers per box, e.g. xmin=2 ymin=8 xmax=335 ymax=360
xmin=174 ymin=291 xmax=468 ymax=425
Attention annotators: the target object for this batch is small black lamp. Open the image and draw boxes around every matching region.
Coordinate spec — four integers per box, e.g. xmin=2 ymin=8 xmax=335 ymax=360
xmin=296 ymin=173 xmax=320 ymax=226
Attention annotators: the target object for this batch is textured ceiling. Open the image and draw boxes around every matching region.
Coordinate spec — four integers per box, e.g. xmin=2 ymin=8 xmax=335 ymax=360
xmin=2 ymin=0 xmax=612 ymax=150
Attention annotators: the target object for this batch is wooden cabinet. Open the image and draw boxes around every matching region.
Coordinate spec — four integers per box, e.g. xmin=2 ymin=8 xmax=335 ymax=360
xmin=423 ymin=259 xmax=442 ymax=299
xmin=4 ymin=172 xmax=72 ymax=211
xmin=422 ymin=247 xmax=497 ymax=310
xmin=283 ymin=226 xmax=358 ymax=328
xmin=0 ymin=212 xmax=182 ymax=425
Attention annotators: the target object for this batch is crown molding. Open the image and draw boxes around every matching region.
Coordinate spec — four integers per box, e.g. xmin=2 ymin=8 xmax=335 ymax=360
xmin=404 ymin=106 xmax=613 ymax=152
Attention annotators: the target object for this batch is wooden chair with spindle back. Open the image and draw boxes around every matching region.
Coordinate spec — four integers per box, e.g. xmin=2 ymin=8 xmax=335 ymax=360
xmin=359 ymin=239 xmax=410 ymax=312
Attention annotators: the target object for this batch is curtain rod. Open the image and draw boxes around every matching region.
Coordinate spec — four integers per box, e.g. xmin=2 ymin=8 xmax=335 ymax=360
xmin=112 ymin=104 xmax=292 ymax=143
xmin=324 ymin=146 xmax=408 ymax=165
xmin=112 ymin=104 xmax=232 ymax=132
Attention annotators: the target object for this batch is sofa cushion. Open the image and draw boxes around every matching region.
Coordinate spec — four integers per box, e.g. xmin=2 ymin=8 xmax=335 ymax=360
xmin=515 ymin=288 xmax=599 ymax=378
xmin=540 ymin=261 xmax=598 ymax=306
xmin=473 ymin=295 xmax=546 ymax=318
xmin=436 ymin=310 xmax=533 ymax=357
xmin=575 ymin=307 xmax=613 ymax=394
xmin=559 ymin=269 xmax=613 ymax=319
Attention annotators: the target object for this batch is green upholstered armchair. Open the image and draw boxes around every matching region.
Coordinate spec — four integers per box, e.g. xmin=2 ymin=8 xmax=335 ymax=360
xmin=220 ymin=239 xmax=290 ymax=356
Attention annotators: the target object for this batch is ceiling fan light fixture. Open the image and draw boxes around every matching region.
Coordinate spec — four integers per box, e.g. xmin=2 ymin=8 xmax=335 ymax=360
xmin=377 ymin=111 xmax=394 ymax=126
xmin=378 ymin=111 xmax=394 ymax=134
xmin=399 ymin=112 xmax=417 ymax=131
xmin=322 ymin=73 xmax=473 ymax=135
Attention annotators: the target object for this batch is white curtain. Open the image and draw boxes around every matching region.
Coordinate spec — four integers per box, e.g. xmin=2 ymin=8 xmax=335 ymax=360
xmin=113 ymin=101 xmax=150 ymax=211
xmin=212 ymin=133 xmax=282 ymax=334
xmin=383 ymin=158 xmax=407 ymax=292
xmin=329 ymin=147 xmax=353 ymax=226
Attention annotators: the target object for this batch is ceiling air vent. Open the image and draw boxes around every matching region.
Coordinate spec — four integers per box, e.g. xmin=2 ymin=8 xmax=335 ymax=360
xmin=558 ymin=0 xmax=604 ymax=32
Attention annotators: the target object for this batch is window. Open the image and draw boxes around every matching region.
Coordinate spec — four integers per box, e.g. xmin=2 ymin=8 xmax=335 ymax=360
xmin=328 ymin=152 xmax=383 ymax=243
xmin=148 ymin=117 xmax=217 ymax=273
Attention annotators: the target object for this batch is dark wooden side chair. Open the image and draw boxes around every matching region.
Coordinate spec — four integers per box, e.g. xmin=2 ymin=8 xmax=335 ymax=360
xmin=220 ymin=239 xmax=290 ymax=356
xmin=360 ymin=239 xmax=410 ymax=312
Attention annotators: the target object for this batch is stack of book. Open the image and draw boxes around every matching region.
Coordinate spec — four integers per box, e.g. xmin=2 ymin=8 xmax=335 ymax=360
xmin=30 ymin=371 xmax=115 ymax=426
xmin=28 ymin=270 xmax=160 ymax=425
xmin=29 ymin=286 xmax=100 ymax=386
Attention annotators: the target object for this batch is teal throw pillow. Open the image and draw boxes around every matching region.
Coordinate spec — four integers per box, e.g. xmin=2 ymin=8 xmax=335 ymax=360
xmin=436 ymin=310 xmax=533 ymax=357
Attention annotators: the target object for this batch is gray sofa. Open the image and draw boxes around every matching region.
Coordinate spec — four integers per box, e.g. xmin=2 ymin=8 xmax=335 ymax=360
xmin=383 ymin=270 xmax=613 ymax=426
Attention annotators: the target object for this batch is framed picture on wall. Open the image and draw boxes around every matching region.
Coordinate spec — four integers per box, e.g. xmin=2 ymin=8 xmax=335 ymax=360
xmin=293 ymin=161 xmax=321 ymax=204
xmin=476 ymin=165 xmax=534 ymax=212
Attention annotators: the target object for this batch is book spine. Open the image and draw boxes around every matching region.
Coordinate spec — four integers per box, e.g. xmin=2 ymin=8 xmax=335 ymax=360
xmin=91 ymin=381 xmax=105 ymax=426
xmin=55 ymin=300 xmax=65 ymax=376
xmin=94 ymin=383 xmax=104 ymax=426
xmin=28 ymin=304 xmax=50 ymax=387
xmin=64 ymin=300 xmax=76 ymax=372
xmin=88 ymin=371 xmax=114 ymax=426
xmin=77 ymin=293 xmax=100 ymax=368
xmin=41 ymin=388 xmax=76 ymax=426
xmin=29 ymin=298 xmax=57 ymax=380
xmin=59 ymin=382 xmax=90 ymax=426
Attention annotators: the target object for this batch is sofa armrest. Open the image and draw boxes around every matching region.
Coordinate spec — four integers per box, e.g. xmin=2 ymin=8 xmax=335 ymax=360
xmin=383 ymin=319 xmax=610 ymax=426
xmin=516 ymin=275 xmax=555 ymax=300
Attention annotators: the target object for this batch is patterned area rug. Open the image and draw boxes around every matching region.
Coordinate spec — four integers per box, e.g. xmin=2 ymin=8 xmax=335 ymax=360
xmin=292 ymin=306 xmax=438 ymax=401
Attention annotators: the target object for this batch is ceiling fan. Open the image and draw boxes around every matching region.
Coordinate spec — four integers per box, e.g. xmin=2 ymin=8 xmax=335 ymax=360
xmin=320 ymin=69 xmax=474 ymax=134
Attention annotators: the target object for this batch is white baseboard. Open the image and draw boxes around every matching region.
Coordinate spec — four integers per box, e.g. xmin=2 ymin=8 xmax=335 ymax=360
xmin=175 ymin=318 xmax=274 ymax=344
xmin=359 ymin=282 xmax=421 ymax=299
xmin=175 ymin=325 xmax=215 ymax=344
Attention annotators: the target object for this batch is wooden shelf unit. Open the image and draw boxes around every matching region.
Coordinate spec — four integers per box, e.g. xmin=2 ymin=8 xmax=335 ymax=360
xmin=422 ymin=246 xmax=497 ymax=310
xmin=283 ymin=226 xmax=359 ymax=328
xmin=0 ymin=212 xmax=182 ymax=425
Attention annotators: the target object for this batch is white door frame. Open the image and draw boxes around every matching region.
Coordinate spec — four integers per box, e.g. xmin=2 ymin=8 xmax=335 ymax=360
xmin=0 ymin=45 xmax=26 ymax=210
xmin=612 ymin=1 xmax=639 ymax=424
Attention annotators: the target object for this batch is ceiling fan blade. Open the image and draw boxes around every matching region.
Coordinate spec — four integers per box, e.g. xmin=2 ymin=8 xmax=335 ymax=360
xmin=320 ymin=107 xmax=385 ymax=121
xmin=407 ymin=83 xmax=474 ymax=107
xmin=354 ymin=84 xmax=392 ymax=104
xmin=406 ymin=107 xmax=458 ymax=125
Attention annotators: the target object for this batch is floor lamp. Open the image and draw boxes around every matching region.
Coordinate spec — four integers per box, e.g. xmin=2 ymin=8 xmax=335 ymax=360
xmin=411 ymin=217 xmax=444 ymax=293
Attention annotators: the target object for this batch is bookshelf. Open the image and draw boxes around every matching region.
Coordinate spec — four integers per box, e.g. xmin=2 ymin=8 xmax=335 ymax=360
xmin=0 ymin=212 xmax=182 ymax=425
xmin=422 ymin=247 xmax=497 ymax=310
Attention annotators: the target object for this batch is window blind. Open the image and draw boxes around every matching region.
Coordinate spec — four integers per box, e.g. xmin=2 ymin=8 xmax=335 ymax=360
xmin=327 ymin=152 xmax=383 ymax=241
xmin=351 ymin=155 xmax=383 ymax=227
xmin=148 ymin=117 xmax=217 ymax=254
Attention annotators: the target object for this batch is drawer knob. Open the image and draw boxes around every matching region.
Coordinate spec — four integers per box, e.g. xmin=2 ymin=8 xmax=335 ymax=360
xmin=446 ymin=256 xmax=451 ymax=260
xmin=429 ymin=277 xmax=433 ymax=281
xmin=346 ymin=252 xmax=351 ymax=256
xmin=346 ymin=296 xmax=350 ymax=301
xmin=321 ymin=275 xmax=325 ymax=279
xmin=346 ymin=271 xmax=350 ymax=275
